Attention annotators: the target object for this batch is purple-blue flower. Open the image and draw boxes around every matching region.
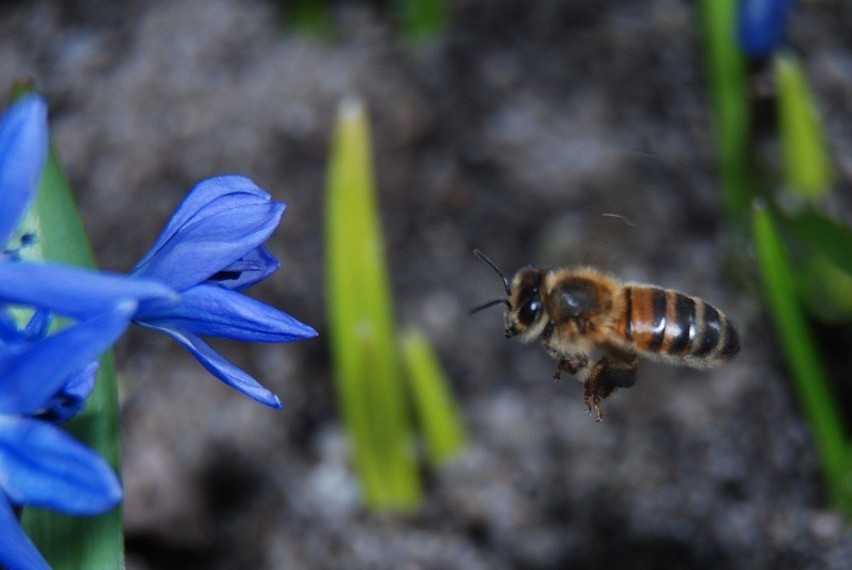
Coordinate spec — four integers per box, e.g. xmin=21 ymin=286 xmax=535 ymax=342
xmin=737 ymin=0 xmax=794 ymax=59
xmin=0 ymin=95 xmax=177 ymax=320
xmin=0 ymin=303 xmax=134 ymax=570
xmin=0 ymin=93 xmax=47 ymax=244
xmin=0 ymin=93 xmax=177 ymax=570
xmin=131 ymin=175 xmax=317 ymax=408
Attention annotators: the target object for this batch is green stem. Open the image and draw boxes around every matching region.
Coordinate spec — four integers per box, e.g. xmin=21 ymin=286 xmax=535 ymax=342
xmin=752 ymin=204 xmax=852 ymax=512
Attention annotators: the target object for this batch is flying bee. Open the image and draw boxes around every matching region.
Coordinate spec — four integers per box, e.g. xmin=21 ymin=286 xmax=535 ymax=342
xmin=470 ymin=249 xmax=741 ymax=420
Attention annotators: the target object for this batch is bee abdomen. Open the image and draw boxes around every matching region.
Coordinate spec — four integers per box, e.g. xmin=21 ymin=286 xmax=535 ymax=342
xmin=615 ymin=286 xmax=740 ymax=364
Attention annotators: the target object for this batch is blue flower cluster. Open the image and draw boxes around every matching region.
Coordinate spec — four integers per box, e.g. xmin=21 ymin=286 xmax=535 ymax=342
xmin=0 ymin=94 xmax=316 ymax=569
xmin=737 ymin=0 xmax=795 ymax=59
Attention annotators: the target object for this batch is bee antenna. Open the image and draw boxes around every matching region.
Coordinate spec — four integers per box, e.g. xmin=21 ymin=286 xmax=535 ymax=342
xmin=468 ymin=298 xmax=509 ymax=316
xmin=473 ymin=249 xmax=510 ymax=295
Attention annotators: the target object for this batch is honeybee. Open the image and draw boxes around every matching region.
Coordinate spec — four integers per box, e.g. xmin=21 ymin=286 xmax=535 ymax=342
xmin=471 ymin=250 xmax=741 ymax=420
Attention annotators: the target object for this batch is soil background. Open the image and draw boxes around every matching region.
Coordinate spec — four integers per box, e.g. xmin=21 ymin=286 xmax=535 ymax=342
xmin=2 ymin=1 xmax=852 ymax=568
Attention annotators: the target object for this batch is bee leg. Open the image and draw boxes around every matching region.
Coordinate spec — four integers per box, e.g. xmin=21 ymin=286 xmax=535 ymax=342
xmin=583 ymin=363 xmax=609 ymax=421
xmin=553 ymin=355 xmax=587 ymax=380
xmin=583 ymin=359 xmax=637 ymax=421
xmin=552 ymin=359 xmax=570 ymax=380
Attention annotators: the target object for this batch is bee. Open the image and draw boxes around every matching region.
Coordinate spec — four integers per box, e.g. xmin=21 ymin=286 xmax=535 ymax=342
xmin=471 ymin=250 xmax=741 ymax=420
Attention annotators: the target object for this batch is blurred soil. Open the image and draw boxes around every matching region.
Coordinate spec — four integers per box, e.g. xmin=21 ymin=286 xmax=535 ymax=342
xmin=2 ymin=0 xmax=852 ymax=568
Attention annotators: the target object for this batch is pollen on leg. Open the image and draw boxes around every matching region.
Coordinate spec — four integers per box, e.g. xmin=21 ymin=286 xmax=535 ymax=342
xmin=583 ymin=361 xmax=611 ymax=421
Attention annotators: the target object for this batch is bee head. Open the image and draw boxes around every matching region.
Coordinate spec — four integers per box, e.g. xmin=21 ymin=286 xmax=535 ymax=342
xmin=470 ymin=250 xmax=547 ymax=343
xmin=505 ymin=267 xmax=548 ymax=342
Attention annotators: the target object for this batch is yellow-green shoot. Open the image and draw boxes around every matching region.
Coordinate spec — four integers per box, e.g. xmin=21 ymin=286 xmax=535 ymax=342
xmin=325 ymin=98 xmax=466 ymax=511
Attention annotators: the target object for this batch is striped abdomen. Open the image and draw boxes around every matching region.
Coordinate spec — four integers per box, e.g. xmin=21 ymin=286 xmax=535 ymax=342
xmin=613 ymin=286 xmax=740 ymax=365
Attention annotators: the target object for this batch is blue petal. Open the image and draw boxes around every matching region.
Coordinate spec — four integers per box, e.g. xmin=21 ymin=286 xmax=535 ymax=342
xmin=136 ymin=323 xmax=282 ymax=408
xmin=209 ymin=245 xmax=280 ymax=290
xmin=0 ymin=416 xmax=122 ymax=513
xmin=131 ymin=176 xmax=285 ymax=291
xmin=0 ymin=308 xmax=19 ymax=343
xmin=0 ymin=308 xmax=49 ymax=345
xmin=0 ymin=94 xmax=48 ymax=245
xmin=0 ymin=495 xmax=50 ymax=570
xmin=0 ymin=302 xmax=135 ymax=415
xmin=133 ymin=175 xmax=272 ymax=267
xmin=134 ymin=201 xmax=284 ymax=292
xmin=136 ymin=283 xmax=317 ymax=342
xmin=0 ymin=262 xmax=176 ymax=320
xmin=35 ymin=362 xmax=98 ymax=424
xmin=22 ymin=308 xmax=50 ymax=341
xmin=737 ymin=0 xmax=794 ymax=58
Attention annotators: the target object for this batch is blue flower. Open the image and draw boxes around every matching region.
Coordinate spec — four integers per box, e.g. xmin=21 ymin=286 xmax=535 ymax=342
xmin=131 ymin=175 xmax=317 ymax=408
xmin=0 ymin=94 xmax=47 ymax=244
xmin=0 ymin=95 xmax=177 ymax=319
xmin=0 ymin=262 xmax=177 ymax=320
xmin=0 ymin=303 xmax=136 ymax=570
xmin=0 ymin=93 xmax=179 ymax=569
xmin=737 ymin=0 xmax=795 ymax=59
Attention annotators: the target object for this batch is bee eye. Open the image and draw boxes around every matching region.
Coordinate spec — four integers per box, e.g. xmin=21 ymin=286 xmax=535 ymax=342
xmin=518 ymin=298 xmax=542 ymax=326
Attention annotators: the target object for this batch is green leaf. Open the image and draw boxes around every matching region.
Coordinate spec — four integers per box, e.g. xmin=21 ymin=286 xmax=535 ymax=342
xmin=781 ymin=209 xmax=852 ymax=321
xmin=396 ymin=0 xmax=449 ymax=40
xmin=401 ymin=328 xmax=467 ymax=466
xmin=16 ymin=123 xmax=125 ymax=567
xmin=774 ymin=51 xmax=833 ymax=201
xmin=782 ymin=209 xmax=852 ymax=278
xmin=325 ymin=98 xmax=420 ymax=511
xmin=799 ymin=254 xmax=852 ymax=323
xmin=698 ymin=0 xmax=754 ymax=221
xmin=285 ymin=0 xmax=333 ymax=37
xmin=751 ymin=203 xmax=852 ymax=513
